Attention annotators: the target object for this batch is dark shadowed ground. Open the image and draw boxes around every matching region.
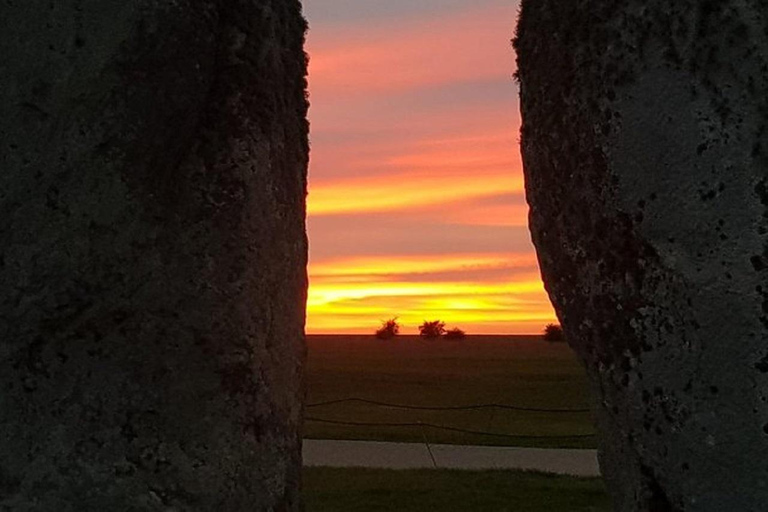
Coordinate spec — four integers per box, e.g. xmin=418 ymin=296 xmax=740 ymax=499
xmin=305 ymin=335 xmax=595 ymax=448
xmin=302 ymin=467 xmax=610 ymax=512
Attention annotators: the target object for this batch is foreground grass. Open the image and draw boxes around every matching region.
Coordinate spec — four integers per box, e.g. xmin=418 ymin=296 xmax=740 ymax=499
xmin=305 ymin=335 xmax=595 ymax=448
xmin=303 ymin=467 xmax=611 ymax=512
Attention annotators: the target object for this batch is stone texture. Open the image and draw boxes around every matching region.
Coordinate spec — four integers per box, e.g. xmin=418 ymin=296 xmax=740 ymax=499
xmin=516 ymin=2 xmax=768 ymax=510
xmin=0 ymin=1 xmax=308 ymax=510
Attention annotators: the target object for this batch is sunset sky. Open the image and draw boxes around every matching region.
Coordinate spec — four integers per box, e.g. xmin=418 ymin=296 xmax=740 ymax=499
xmin=303 ymin=0 xmax=556 ymax=334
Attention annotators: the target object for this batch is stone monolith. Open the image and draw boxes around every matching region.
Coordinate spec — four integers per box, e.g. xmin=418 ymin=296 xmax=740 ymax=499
xmin=0 ymin=1 xmax=308 ymax=509
xmin=516 ymin=2 xmax=767 ymax=510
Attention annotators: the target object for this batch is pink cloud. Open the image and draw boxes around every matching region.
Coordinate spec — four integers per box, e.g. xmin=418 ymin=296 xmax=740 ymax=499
xmin=307 ymin=3 xmax=518 ymax=97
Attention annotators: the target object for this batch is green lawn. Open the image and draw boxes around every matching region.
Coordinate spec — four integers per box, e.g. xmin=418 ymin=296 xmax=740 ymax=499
xmin=304 ymin=335 xmax=596 ymax=448
xmin=303 ymin=467 xmax=611 ymax=512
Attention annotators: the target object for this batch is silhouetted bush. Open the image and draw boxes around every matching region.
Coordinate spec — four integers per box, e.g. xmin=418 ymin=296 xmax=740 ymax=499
xmin=375 ymin=318 xmax=400 ymax=339
xmin=419 ymin=320 xmax=446 ymax=339
xmin=543 ymin=323 xmax=565 ymax=342
xmin=444 ymin=327 xmax=466 ymax=340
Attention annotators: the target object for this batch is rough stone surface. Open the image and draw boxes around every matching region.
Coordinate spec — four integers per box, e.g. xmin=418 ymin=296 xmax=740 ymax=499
xmin=516 ymin=2 xmax=768 ymax=510
xmin=0 ymin=1 xmax=308 ymax=510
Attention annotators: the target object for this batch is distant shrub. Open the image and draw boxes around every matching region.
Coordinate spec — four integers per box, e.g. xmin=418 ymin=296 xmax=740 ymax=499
xmin=375 ymin=318 xmax=400 ymax=339
xmin=543 ymin=323 xmax=565 ymax=342
xmin=419 ymin=320 xmax=446 ymax=339
xmin=444 ymin=327 xmax=466 ymax=340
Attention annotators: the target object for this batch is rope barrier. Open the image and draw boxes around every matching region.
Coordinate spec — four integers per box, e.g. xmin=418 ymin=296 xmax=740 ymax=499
xmin=306 ymin=397 xmax=590 ymax=414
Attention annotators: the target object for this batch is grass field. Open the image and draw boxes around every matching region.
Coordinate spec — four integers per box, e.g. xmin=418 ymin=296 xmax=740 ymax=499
xmin=304 ymin=335 xmax=596 ymax=448
xmin=303 ymin=467 xmax=611 ymax=512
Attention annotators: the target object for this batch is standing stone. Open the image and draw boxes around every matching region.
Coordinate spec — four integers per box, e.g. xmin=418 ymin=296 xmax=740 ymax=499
xmin=0 ymin=1 xmax=308 ymax=510
xmin=516 ymin=2 xmax=768 ymax=510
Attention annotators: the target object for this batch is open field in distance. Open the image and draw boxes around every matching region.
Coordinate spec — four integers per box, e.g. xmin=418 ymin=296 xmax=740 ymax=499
xmin=304 ymin=335 xmax=596 ymax=449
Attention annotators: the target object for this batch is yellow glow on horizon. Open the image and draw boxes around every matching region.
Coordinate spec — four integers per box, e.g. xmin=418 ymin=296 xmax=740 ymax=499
xmin=307 ymin=261 xmax=556 ymax=335
xmin=307 ymin=308 xmax=556 ymax=335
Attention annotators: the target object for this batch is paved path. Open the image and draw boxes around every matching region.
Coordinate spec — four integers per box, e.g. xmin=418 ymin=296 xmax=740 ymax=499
xmin=303 ymin=439 xmax=600 ymax=477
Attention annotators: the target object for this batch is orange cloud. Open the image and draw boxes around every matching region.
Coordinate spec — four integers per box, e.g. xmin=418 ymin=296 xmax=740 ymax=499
xmin=310 ymin=252 xmax=536 ymax=277
xmin=309 ymin=123 xmax=522 ymax=184
xmin=323 ymin=195 xmax=530 ymax=228
xmin=308 ymin=278 xmax=545 ymax=306
xmin=309 ymin=130 xmax=524 ymax=216
xmin=440 ymin=201 xmax=530 ymax=227
xmin=308 ymin=171 xmax=523 ymax=216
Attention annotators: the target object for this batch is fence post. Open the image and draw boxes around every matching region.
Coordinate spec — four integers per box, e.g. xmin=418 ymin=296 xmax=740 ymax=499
xmin=418 ymin=421 xmax=438 ymax=469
